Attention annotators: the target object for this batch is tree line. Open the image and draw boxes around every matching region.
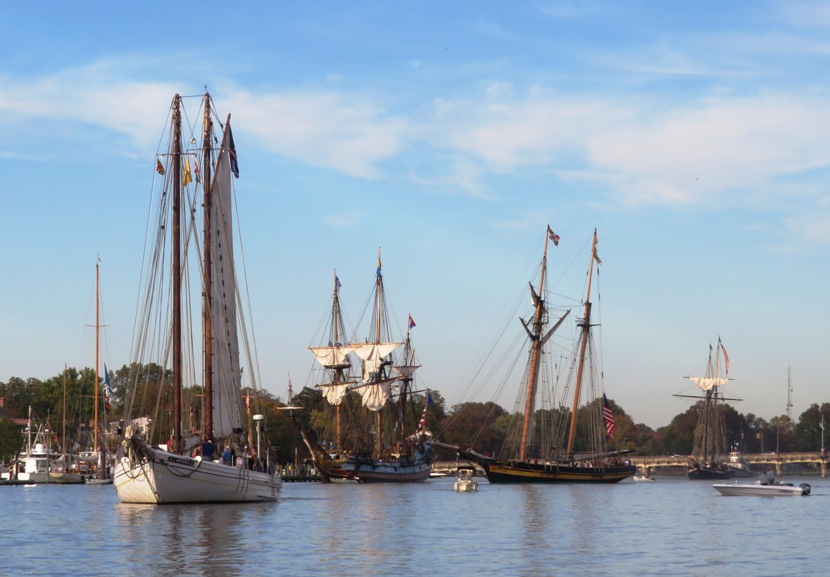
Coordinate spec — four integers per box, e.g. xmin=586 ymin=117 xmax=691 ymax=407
xmin=2 ymin=365 xmax=828 ymax=464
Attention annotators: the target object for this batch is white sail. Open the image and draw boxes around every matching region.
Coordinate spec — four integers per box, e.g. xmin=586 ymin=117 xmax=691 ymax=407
xmin=322 ymin=383 xmax=349 ymax=406
xmin=353 ymin=342 xmax=402 ymax=383
xmin=210 ymin=137 xmax=244 ymax=438
xmin=392 ymin=364 xmax=420 ymax=379
xmin=310 ymin=344 xmax=357 ymax=368
xmin=359 ymin=381 xmax=391 ymax=411
xmin=689 ymin=376 xmax=729 ymax=391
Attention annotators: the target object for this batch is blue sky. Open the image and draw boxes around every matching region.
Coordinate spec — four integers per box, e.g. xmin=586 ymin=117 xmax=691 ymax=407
xmin=2 ymin=1 xmax=829 ymax=429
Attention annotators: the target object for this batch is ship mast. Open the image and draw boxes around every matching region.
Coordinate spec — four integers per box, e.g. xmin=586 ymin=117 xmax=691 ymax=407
xmin=518 ymin=227 xmax=570 ymax=462
xmin=566 ymin=229 xmax=600 ymax=458
xmin=93 ymin=261 xmax=100 ymax=454
xmin=374 ymin=247 xmax=383 ymax=457
xmin=518 ymin=229 xmax=551 ymax=462
xmin=171 ymin=94 xmax=183 ymax=453
xmin=331 ymin=269 xmax=345 ymax=450
xmin=202 ymin=94 xmax=214 ymax=439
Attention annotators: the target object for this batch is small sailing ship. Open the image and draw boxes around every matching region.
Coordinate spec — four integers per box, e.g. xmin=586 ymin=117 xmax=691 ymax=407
xmin=82 ymin=260 xmax=114 ymax=485
xmin=113 ymin=93 xmax=281 ymax=503
xmin=293 ymin=256 xmax=433 ymax=482
xmin=455 ymin=228 xmax=635 ymax=484
xmin=674 ymin=339 xmax=736 ymax=480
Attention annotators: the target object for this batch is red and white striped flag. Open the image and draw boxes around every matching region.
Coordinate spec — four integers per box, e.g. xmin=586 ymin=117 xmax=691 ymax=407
xmin=602 ymin=394 xmax=615 ymax=438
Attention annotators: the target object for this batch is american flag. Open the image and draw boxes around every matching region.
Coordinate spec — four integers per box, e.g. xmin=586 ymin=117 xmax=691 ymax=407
xmin=602 ymin=394 xmax=615 ymax=438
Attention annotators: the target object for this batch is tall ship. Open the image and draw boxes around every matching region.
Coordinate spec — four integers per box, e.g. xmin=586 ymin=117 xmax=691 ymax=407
xmin=113 ymin=93 xmax=281 ymax=503
xmin=293 ymin=255 xmax=433 ymax=482
xmin=453 ymin=227 xmax=635 ymax=483
xmin=674 ymin=339 xmax=736 ymax=480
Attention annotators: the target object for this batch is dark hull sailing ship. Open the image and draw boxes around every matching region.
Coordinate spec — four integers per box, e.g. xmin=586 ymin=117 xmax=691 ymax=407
xmin=293 ymin=257 xmax=433 ymax=482
xmin=457 ymin=228 xmax=635 ymax=484
xmin=113 ymin=93 xmax=280 ymax=503
xmin=675 ymin=339 xmax=736 ymax=480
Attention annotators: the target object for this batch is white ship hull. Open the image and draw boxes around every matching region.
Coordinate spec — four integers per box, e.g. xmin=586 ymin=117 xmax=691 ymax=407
xmin=114 ymin=445 xmax=280 ymax=504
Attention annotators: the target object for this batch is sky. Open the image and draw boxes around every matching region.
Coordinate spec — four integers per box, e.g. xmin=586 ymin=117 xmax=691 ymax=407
xmin=2 ymin=1 xmax=829 ymax=430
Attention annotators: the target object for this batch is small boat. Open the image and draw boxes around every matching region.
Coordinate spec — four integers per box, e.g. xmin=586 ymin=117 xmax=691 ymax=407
xmin=429 ymin=471 xmax=448 ymax=479
xmin=1 ymin=408 xmax=86 ymax=485
xmin=633 ymin=474 xmax=655 ymax=482
xmin=453 ymin=466 xmax=478 ymax=492
xmin=713 ymin=481 xmax=811 ymax=496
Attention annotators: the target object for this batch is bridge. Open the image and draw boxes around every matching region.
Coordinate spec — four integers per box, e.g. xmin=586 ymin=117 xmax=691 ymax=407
xmin=433 ymin=452 xmax=830 ymax=477
xmin=630 ymin=452 xmax=829 ymax=477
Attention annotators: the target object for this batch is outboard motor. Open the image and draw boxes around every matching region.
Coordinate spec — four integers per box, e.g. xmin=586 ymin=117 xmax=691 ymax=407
xmin=799 ymin=483 xmax=811 ymax=495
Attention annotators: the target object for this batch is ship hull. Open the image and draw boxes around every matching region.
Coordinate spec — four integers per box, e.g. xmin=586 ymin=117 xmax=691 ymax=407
xmin=113 ymin=440 xmax=280 ymax=504
xmin=687 ymin=467 xmax=730 ymax=480
xmin=480 ymin=460 xmax=636 ymax=484
xmin=315 ymin=453 xmax=432 ymax=483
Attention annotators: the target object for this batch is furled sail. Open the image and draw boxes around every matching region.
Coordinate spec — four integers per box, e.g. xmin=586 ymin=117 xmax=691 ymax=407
xmin=210 ymin=122 xmax=244 ymax=438
xmin=310 ymin=344 xmax=356 ymax=369
xmin=688 ymin=376 xmax=729 ymax=391
xmin=321 ymin=383 xmax=349 ymax=406
xmin=352 ymin=342 xmax=401 ymax=383
xmin=359 ymin=381 xmax=392 ymax=411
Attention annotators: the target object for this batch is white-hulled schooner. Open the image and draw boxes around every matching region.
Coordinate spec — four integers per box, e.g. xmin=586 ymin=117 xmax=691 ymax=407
xmin=113 ymin=93 xmax=281 ymax=503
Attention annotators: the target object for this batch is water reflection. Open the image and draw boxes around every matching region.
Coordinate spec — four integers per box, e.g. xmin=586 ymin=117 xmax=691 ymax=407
xmin=114 ymin=501 xmax=275 ymax=577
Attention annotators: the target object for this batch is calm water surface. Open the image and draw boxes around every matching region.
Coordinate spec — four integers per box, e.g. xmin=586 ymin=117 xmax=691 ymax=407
xmin=2 ymin=475 xmax=827 ymax=576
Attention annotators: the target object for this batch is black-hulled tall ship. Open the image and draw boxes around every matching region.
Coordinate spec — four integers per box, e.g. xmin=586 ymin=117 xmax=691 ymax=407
xmin=456 ymin=228 xmax=635 ymax=483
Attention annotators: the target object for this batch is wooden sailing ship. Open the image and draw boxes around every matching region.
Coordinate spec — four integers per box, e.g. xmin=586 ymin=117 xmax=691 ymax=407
xmin=456 ymin=227 xmax=635 ymax=483
xmin=113 ymin=93 xmax=281 ymax=503
xmin=293 ymin=255 xmax=433 ymax=482
xmin=674 ymin=339 xmax=736 ymax=480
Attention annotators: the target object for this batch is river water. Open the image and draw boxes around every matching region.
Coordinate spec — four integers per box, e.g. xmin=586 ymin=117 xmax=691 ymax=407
xmin=3 ymin=474 xmax=827 ymax=577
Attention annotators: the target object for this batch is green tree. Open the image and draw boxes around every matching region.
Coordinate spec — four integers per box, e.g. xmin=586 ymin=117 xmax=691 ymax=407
xmin=0 ymin=418 xmax=23 ymax=463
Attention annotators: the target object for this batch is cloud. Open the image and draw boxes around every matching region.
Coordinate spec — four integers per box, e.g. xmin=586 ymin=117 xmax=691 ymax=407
xmin=4 ymin=56 xmax=830 ymax=223
xmin=227 ymin=90 xmax=408 ymax=180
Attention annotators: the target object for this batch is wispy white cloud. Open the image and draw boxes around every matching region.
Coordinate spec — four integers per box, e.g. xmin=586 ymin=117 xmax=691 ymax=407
xmin=3 ymin=55 xmax=830 ymax=229
xmin=227 ymin=90 xmax=408 ymax=180
xmin=324 ymin=210 xmax=364 ymax=228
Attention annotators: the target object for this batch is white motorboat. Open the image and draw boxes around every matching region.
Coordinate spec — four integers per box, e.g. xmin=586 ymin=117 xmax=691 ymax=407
xmin=713 ymin=481 xmax=811 ymax=496
xmin=453 ymin=466 xmax=478 ymax=492
xmin=633 ymin=474 xmax=655 ymax=482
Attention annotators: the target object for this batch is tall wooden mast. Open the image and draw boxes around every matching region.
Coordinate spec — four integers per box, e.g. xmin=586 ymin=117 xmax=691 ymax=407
xmin=202 ymin=93 xmax=214 ymax=439
xmin=566 ymin=229 xmax=600 ymax=458
xmin=517 ymin=228 xmax=551 ymax=462
xmin=332 ymin=269 xmax=344 ymax=450
xmin=171 ymin=94 xmax=183 ymax=453
xmin=374 ymin=247 xmax=383 ymax=457
xmin=93 ymin=260 xmax=100 ymax=454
